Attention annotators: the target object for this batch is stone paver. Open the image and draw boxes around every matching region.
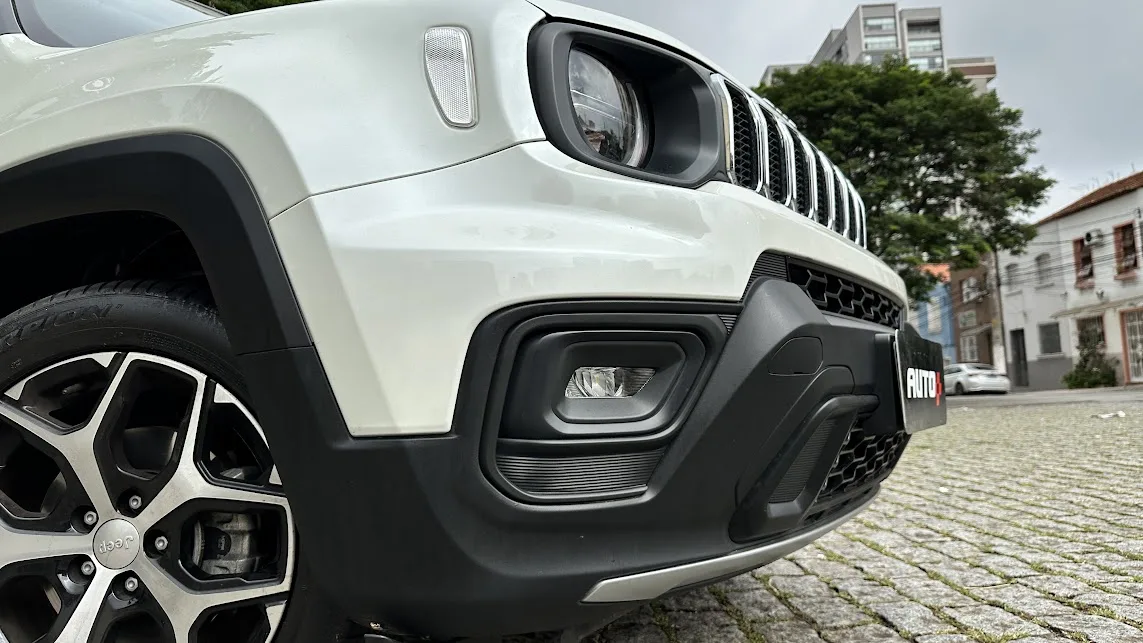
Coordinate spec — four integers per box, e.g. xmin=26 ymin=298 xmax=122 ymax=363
xmin=578 ymin=402 xmax=1143 ymax=643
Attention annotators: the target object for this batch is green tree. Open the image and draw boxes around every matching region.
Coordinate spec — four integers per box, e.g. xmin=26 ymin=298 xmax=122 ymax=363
xmin=198 ymin=0 xmax=310 ymax=13
xmin=1062 ymin=325 xmax=1119 ymax=389
xmin=756 ymin=59 xmax=1054 ymax=300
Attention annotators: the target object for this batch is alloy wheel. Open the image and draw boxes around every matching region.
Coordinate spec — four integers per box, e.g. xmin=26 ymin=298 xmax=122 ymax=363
xmin=0 ymin=352 xmax=293 ymax=643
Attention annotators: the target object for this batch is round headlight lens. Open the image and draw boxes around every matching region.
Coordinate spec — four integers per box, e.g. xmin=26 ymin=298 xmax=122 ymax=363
xmin=568 ymin=48 xmax=648 ymax=167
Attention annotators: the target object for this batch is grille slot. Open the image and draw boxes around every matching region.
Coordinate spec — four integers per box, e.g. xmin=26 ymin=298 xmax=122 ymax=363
xmin=791 ymin=135 xmax=811 ymax=216
xmin=726 ymin=85 xmax=759 ymax=189
xmin=497 ymin=450 xmax=664 ymax=497
xmin=787 ymin=260 xmax=902 ymax=328
xmin=814 ymin=154 xmax=831 ymax=226
xmin=834 ymin=170 xmax=850 ymax=239
xmin=814 ymin=425 xmax=908 ymax=506
xmin=758 ymin=108 xmax=788 ymax=204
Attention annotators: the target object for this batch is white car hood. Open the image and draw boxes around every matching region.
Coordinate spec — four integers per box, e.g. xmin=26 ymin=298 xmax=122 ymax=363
xmin=525 ymin=0 xmax=750 ymax=88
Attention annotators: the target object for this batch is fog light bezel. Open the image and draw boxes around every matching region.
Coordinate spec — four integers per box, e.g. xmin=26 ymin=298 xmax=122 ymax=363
xmin=502 ymin=330 xmax=704 ymax=440
xmin=462 ymin=302 xmax=733 ymax=505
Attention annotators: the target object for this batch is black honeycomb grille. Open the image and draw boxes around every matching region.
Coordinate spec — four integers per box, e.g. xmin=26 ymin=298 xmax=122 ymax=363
xmin=815 ymin=159 xmax=830 ymax=226
xmin=815 ymin=425 xmax=908 ymax=505
xmin=727 ymin=87 xmax=759 ymax=188
xmin=760 ymin=109 xmax=788 ymax=203
xmin=787 ymin=260 xmax=902 ymax=328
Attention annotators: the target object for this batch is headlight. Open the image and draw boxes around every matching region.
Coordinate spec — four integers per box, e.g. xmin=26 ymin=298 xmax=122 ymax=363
xmin=568 ymin=48 xmax=649 ymax=167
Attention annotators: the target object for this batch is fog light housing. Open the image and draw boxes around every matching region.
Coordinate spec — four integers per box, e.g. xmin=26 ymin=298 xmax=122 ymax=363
xmin=566 ymin=367 xmax=656 ymax=399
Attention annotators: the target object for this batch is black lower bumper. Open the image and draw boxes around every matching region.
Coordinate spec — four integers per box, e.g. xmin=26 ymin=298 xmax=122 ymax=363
xmin=244 ymin=277 xmax=917 ymax=641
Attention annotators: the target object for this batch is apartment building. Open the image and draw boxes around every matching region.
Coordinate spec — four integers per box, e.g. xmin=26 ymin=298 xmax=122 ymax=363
xmin=950 ymin=265 xmax=995 ymax=366
xmin=762 ymin=3 xmax=997 ymax=83
xmin=999 ymin=172 xmax=1143 ymax=389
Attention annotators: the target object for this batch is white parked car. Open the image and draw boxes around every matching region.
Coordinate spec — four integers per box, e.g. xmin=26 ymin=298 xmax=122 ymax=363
xmin=944 ymin=363 xmax=1012 ymax=395
xmin=0 ymin=0 xmax=948 ymax=640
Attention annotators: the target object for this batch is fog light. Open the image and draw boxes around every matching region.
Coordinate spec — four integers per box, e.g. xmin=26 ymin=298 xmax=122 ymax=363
xmin=565 ymin=367 xmax=656 ymax=399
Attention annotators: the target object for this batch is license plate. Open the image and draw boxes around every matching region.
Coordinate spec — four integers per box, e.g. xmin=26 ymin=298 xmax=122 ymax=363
xmin=892 ymin=324 xmax=948 ymax=433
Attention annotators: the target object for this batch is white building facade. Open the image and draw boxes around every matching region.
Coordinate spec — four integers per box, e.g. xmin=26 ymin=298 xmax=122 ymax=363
xmin=999 ymin=173 xmax=1143 ymax=390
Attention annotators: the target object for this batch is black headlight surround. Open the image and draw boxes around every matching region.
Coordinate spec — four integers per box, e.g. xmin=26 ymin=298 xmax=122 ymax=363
xmin=529 ymin=21 xmax=726 ymax=188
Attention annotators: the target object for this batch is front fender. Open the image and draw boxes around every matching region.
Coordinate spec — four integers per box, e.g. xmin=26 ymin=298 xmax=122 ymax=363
xmin=0 ymin=0 xmax=547 ymax=217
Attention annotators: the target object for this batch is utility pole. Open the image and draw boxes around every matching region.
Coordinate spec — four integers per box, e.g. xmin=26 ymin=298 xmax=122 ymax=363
xmin=991 ymin=249 xmax=1007 ymax=374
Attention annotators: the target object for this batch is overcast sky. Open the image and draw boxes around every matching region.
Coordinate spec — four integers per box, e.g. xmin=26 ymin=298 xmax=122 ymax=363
xmin=566 ymin=0 xmax=1143 ymax=222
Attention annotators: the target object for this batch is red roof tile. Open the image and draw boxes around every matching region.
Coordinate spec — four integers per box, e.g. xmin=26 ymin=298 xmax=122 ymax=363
xmin=1039 ymin=170 xmax=1143 ymax=225
xmin=919 ymin=263 xmax=950 ymax=282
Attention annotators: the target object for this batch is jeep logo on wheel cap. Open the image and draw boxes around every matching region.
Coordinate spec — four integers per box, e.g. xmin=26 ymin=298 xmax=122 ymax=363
xmin=92 ymin=519 xmax=140 ymax=569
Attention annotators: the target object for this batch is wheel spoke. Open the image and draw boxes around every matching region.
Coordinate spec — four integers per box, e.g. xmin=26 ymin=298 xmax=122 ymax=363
xmin=52 ymin=569 xmax=114 ymax=643
xmin=0 ymin=401 xmax=117 ymax=520
xmin=0 ymin=521 xmax=90 ymax=570
xmin=136 ymin=374 xmax=287 ymax=528
xmin=134 ymin=559 xmax=290 ymax=643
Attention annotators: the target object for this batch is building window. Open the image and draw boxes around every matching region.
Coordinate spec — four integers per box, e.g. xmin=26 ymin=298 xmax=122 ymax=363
xmin=960 ymin=276 xmax=979 ymax=302
xmin=907 ymin=21 xmax=941 ymax=36
xmin=1005 ymin=263 xmax=1019 ymax=290
xmin=910 ymin=56 xmax=944 ymax=71
xmin=907 ymin=38 xmax=942 ymax=54
xmin=928 ymin=301 xmax=942 ymax=333
xmin=1077 ymin=316 xmax=1105 ymax=345
xmin=1073 ymin=238 xmax=1094 ymax=282
xmin=1115 ymin=222 xmax=1138 ymax=274
xmin=1039 ymin=322 xmax=1062 ymax=355
xmin=863 ymin=16 xmax=896 ymax=32
xmin=1035 ymin=253 xmax=1051 ymax=285
xmin=864 ymin=35 xmax=899 ymax=51
xmin=958 ymin=310 xmax=977 ymax=329
xmin=960 ymin=334 xmax=979 ymax=362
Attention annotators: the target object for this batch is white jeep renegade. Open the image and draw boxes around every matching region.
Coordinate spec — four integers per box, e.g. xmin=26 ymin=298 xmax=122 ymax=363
xmin=0 ymin=0 xmax=947 ymax=641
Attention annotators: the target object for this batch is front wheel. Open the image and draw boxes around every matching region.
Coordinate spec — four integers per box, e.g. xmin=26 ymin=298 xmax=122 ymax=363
xmin=954 ymin=382 xmax=965 ymax=395
xmin=0 ymin=281 xmax=294 ymax=643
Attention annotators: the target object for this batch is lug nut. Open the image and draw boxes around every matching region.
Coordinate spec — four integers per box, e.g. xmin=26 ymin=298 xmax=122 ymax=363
xmin=127 ymin=495 xmax=143 ymax=511
xmin=123 ymin=576 xmax=139 ymax=593
xmin=82 ymin=510 xmax=98 ymax=526
xmin=80 ymin=561 xmax=96 ymax=576
xmin=154 ymin=535 xmax=169 ymax=552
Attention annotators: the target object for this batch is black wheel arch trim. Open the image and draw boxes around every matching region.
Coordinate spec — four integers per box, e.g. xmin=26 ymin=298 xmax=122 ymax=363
xmin=0 ymin=133 xmax=311 ymax=355
xmin=0 ymin=133 xmax=366 ymax=639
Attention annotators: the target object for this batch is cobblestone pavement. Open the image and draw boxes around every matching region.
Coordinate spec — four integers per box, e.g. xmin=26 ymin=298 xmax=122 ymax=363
xmin=568 ymin=401 xmax=1143 ymax=643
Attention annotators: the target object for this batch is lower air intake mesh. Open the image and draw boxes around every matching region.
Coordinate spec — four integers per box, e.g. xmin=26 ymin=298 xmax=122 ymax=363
xmin=770 ymin=418 xmax=837 ymax=503
xmin=497 ymin=449 xmax=665 ymax=496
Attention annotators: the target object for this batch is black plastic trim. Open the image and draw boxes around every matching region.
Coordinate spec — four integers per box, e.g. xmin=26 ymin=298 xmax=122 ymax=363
xmin=476 ymin=306 xmax=732 ymax=504
xmin=0 ymin=134 xmax=311 ymax=354
xmin=529 ymin=21 xmax=727 ymax=188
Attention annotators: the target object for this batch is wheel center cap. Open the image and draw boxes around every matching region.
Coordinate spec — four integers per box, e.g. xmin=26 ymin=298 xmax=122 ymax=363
xmin=92 ymin=519 xmax=141 ymax=569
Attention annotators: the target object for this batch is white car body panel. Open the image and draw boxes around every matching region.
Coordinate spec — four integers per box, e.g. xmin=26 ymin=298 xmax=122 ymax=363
xmin=0 ymin=0 xmax=546 ymax=216
xmin=271 ymin=141 xmax=905 ymax=437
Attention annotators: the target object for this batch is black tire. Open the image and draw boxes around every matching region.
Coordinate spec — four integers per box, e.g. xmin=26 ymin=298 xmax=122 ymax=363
xmin=954 ymin=382 xmax=965 ymax=395
xmin=0 ymin=280 xmax=243 ymax=395
xmin=0 ymin=280 xmax=323 ymax=641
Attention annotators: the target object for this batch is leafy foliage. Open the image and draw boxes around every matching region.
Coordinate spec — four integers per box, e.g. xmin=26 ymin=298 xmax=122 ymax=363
xmin=756 ymin=59 xmax=1054 ymax=300
xmin=197 ymin=0 xmax=310 ymax=13
xmin=1062 ymin=325 xmax=1118 ymax=389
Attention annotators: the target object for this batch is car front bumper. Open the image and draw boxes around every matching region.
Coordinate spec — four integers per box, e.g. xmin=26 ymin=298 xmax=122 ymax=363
xmin=249 ymin=275 xmax=922 ymax=639
xmin=260 ymin=139 xmax=929 ymax=639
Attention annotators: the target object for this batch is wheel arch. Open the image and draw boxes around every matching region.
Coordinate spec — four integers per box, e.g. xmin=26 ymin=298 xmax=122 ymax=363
xmin=0 ymin=133 xmax=311 ymax=355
